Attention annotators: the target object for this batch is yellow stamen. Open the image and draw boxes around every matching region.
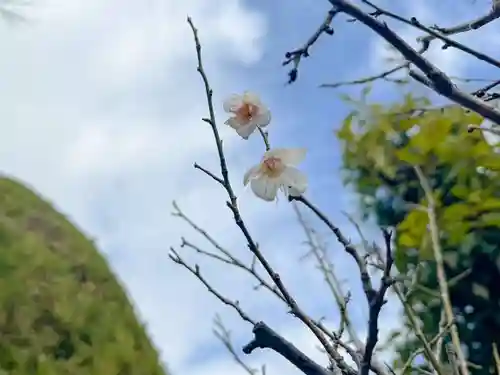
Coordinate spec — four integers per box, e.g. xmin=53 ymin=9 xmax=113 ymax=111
xmin=235 ymin=102 xmax=258 ymax=124
xmin=261 ymin=156 xmax=285 ymax=178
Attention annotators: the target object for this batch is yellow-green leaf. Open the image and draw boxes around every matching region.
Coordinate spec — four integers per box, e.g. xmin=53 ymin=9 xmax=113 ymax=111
xmin=395 ymin=147 xmax=424 ymax=165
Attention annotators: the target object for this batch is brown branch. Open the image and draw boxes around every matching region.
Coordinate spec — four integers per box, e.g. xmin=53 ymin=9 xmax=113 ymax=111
xmin=321 ymin=65 xmax=406 ymax=88
xmin=346 ymin=222 xmax=446 ymax=375
xmin=284 ymin=8 xmax=338 ymax=84
xmin=409 ymin=69 xmax=500 ymax=124
xmin=213 ymin=315 xmax=261 ymax=375
xmin=173 ymin=201 xmax=365 ymax=371
xmin=172 ymin=201 xmax=285 ymax=300
xmin=290 ymin=194 xmax=395 ymax=375
xmin=169 ymin=248 xmax=256 ymax=325
xmin=400 ymin=315 xmax=456 ymax=374
xmin=186 ymin=17 xmax=356 ymax=375
xmin=328 ymin=0 xmax=500 ymax=124
xmin=170 ymin=248 xmax=332 ymax=375
xmin=291 ymin=195 xmax=376 ymax=302
xmin=293 ymin=204 xmax=392 ymax=375
xmin=360 ymin=229 xmax=394 ymax=375
xmin=243 ymin=322 xmax=333 ymax=375
xmin=361 ymin=0 xmax=500 ymax=70
xmin=414 ymin=166 xmax=469 ymax=375
xmin=321 ymin=1 xmax=500 ymax=91
xmin=493 ymin=343 xmax=500 ymax=375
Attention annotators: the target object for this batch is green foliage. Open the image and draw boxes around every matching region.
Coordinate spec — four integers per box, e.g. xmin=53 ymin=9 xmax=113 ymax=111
xmin=0 ymin=177 xmax=167 ymax=375
xmin=336 ymin=94 xmax=500 ymax=374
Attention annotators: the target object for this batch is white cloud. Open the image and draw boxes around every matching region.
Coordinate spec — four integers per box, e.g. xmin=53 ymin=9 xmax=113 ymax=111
xmin=0 ymin=2 xmax=408 ymax=375
xmin=0 ymin=0 xmax=275 ymax=372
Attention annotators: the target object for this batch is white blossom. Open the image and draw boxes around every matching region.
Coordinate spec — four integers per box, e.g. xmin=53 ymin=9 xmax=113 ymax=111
xmin=244 ymin=148 xmax=308 ymax=202
xmin=223 ymin=91 xmax=271 ymax=139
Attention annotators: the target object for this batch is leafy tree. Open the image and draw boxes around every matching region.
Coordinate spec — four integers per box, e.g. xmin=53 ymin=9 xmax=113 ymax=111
xmin=336 ymin=93 xmax=500 ymax=374
xmin=0 ymin=177 xmax=167 ymax=374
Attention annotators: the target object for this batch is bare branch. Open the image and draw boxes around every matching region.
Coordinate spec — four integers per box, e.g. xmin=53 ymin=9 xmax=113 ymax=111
xmin=290 ymin=195 xmax=377 ymax=303
xmin=321 ymin=65 xmax=405 ymax=89
xmin=293 ymin=203 xmax=391 ymax=375
xmin=213 ymin=315 xmax=260 ymax=375
xmin=243 ymin=322 xmax=333 ymax=375
xmin=283 ymin=8 xmax=338 ymax=84
xmin=170 ymin=248 xmax=333 ymax=375
xmin=173 ymin=201 xmax=364 ymax=372
xmin=493 ymin=343 xmax=500 ymax=375
xmin=413 ymin=166 xmax=469 ymax=375
xmin=400 ymin=315 xmax=455 ymax=374
xmin=289 ymin=195 xmax=396 ymax=374
xmin=351 ymin=226 xmax=446 ymax=375
xmin=327 ymin=0 xmax=500 ymax=125
xmin=392 ymin=283 xmax=446 ymax=375
xmin=169 ymin=248 xmax=256 ymax=325
xmin=360 ymin=229 xmax=394 ymax=375
xmin=361 ymin=0 xmax=500 ymax=70
xmin=185 ymin=17 xmax=356 ymax=375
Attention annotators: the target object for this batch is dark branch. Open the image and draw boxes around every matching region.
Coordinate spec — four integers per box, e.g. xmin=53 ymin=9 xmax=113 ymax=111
xmin=244 ymin=322 xmax=337 ymax=375
xmin=360 ymin=229 xmax=395 ymax=375
xmin=361 ymin=0 xmax=500 ymax=70
xmin=290 ymin=195 xmax=376 ymax=303
xmin=289 ymin=196 xmax=396 ymax=375
xmin=321 ymin=1 xmax=500 ymax=90
xmin=187 ymin=17 xmax=357 ymax=374
xmin=284 ymin=9 xmax=338 ymax=84
xmin=328 ymin=0 xmax=500 ymax=124
xmin=169 ymin=248 xmax=256 ymax=325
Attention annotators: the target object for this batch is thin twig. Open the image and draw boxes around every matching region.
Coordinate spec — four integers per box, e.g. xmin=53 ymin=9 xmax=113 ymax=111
xmin=327 ymin=0 xmax=500 ymax=125
xmin=493 ymin=343 xmax=500 ymax=375
xmin=173 ymin=201 xmax=365 ymax=371
xmin=321 ymin=1 xmax=500 ymax=90
xmin=293 ymin=203 xmax=393 ymax=374
xmin=360 ymin=229 xmax=394 ymax=375
xmin=400 ymin=316 xmax=456 ymax=374
xmin=186 ymin=17 xmax=356 ymax=375
xmin=290 ymin=195 xmax=394 ymax=375
xmin=414 ymin=166 xmax=469 ymax=375
xmin=169 ymin=248 xmax=256 ymax=325
xmin=291 ymin=195 xmax=376 ymax=303
xmin=213 ymin=315 xmax=260 ymax=375
xmin=362 ymin=0 xmax=500 ymax=70
xmin=283 ymin=8 xmax=337 ymax=83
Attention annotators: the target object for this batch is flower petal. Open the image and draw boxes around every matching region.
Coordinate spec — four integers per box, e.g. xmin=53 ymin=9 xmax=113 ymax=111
xmin=242 ymin=91 xmax=262 ymax=106
xmin=287 ymin=186 xmax=303 ymax=197
xmin=252 ymin=108 xmax=271 ymax=127
xmin=225 ymin=117 xmax=241 ymax=129
xmin=280 ymin=166 xmax=308 ymax=195
xmin=250 ymin=177 xmax=280 ymax=202
xmin=265 ymin=148 xmax=307 ymax=166
xmin=243 ymin=164 xmax=261 ymax=186
xmin=223 ymin=94 xmax=243 ymax=113
xmin=235 ymin=123 xmax=257 ymax=140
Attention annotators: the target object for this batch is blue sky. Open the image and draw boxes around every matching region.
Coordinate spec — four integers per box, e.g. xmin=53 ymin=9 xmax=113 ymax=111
xmin=1 ymin=0 xmax=499 ymax=374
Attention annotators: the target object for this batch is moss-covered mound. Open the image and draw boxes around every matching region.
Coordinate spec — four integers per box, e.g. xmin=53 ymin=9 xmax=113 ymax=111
xmin=0 ymin=177 xmax=166 ymax=375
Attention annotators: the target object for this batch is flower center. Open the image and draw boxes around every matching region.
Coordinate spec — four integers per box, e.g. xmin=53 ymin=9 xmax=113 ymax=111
xmin=235 ymin=102 xmax=258 ymax=124
xmin=261 ymin=156 xmax=285 ymax=178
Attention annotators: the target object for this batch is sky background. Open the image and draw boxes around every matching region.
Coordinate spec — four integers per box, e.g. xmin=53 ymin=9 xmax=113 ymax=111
xmin=0 ymin=0 xmax=499 ymax=374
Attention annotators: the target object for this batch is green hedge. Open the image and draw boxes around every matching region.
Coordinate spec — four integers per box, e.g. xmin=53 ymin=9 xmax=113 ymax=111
xmin=0 ymin=177 xmax=167 ymax=375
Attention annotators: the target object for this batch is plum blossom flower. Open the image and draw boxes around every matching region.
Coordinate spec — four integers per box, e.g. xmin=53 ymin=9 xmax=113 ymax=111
xmin=243 ymin=148 xmax=308 ymax=202
xmin=223 ymin=91 xmax=271 ymax=139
